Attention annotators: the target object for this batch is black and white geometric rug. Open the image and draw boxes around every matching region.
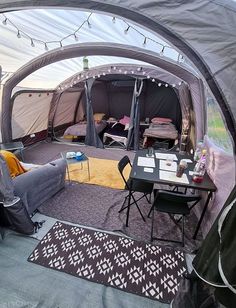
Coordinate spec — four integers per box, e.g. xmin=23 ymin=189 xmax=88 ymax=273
xmin=28 ymin=222 xmax=187 ymax=303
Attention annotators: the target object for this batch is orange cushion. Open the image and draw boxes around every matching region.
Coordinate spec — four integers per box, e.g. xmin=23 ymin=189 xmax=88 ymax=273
xmin=0 ymin=150 xmax=27 ymax=178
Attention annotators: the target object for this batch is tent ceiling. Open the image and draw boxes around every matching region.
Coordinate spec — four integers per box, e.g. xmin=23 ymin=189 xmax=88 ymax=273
xmin=0 ymin=0 xmax=235 ymax=152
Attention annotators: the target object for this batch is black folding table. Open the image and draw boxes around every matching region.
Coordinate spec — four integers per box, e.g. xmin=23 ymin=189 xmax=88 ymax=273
xmin=128 ymin=149 xmax=217 ymax=239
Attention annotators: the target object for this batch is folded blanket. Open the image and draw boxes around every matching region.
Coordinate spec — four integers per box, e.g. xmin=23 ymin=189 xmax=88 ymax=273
xmin=143 ymin=123 xmax=178 ymax=140
xmin=0 ymin=150 xmax=27 ymax=178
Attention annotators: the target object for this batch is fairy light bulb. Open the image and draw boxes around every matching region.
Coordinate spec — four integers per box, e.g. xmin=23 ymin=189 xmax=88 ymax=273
xmin=158 ymin=83 xmax=161 ymax=87
xmin=2 ymin=18 xmax=7 ymax=25
xmin=160 ymin=46 xmax=165 ymax=56
xmin=74 ymin=33 xmax=79 ymax=41
xmin=165 ymin=83 xmax=168 ymax=87
xmin=142 ymin=37 xmax=147 ymax=47
xmin=112 ymin=17 xmax=116 ymax=24
xmin=124 ymin=26 xmax=130 ymax=35
xmin=17 ymin=30 xmax=21 ymax=38
xmin=87 ymin=20 xmax=92 ymax=29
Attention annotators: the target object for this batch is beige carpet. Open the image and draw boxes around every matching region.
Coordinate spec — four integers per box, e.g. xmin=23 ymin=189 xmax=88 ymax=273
xmin=68 ymin=157 xmax=131 ymax=189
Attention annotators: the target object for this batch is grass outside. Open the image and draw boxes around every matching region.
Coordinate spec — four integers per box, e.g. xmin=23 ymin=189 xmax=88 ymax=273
xmin=207 ymin=104 xmax=233 ymax=153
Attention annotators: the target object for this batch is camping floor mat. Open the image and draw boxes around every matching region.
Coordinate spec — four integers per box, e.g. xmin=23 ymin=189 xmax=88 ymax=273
xmin=28 ymin=221 xmax=187 ymax=304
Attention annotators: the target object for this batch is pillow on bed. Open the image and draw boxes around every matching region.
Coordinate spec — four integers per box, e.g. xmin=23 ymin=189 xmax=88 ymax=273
xmin=119 ymin=115 xmax=130 ymax=125
xmin=151 ymin=117 xmax=172 ymax=124
xmin=94 ymin=113 xmax=106 ymax=121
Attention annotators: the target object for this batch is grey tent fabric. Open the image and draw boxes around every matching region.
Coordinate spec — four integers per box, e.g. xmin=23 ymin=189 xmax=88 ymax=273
xmin=192 ymin=189 xmax=236 ymax=306
xmin=0 ymin=0 xmax=235 ymax=152
xmin=127 ymin=78 xmax=143 ymax=150
xmin=84 ymin=79 xmax=104 ymax=148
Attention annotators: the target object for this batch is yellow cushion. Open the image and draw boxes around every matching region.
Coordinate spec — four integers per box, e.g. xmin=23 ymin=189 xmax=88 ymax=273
xmin=63 ymin=135 xmax=75 ymax=140
xmin=93 ymin=113 xmax=106 ymax=121
xmin=0 ymin=150 xmax=27 ymax=178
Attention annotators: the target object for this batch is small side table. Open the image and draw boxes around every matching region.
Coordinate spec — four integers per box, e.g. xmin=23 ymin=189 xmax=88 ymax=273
xmin=61 ymin=152 xmax=90 ymax=183
xmin=0 ymin=141 xmax=24 ymax=161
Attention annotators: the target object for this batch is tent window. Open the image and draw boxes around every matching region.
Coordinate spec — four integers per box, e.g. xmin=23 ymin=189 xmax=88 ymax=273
xmin=207 ymin=96 xmax=233 ymax=153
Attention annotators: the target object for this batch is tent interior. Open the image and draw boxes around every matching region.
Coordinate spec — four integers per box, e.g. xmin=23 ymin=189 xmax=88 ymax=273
xmin=0 ymin=2 xmax=236 ymax=307
xmin=12 ymin=68 xmax=183 ymax=149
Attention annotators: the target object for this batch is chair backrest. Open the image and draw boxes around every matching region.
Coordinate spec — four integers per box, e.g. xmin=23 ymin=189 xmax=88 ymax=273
xmin=156 ymin=190 xmax=201 ymax=204
xmin=117 ymin=156 xmax=132 ymax=186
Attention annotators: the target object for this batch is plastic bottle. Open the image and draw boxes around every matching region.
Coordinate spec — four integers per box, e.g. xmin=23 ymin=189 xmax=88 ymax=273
xmin=192 ymin=149 xmax=207 ymax=183
xmin=194 ymin=141 xmax=203 ymax=161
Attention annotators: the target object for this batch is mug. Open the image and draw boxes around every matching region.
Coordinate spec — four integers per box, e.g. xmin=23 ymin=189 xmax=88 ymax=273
xmin=176 ymin=160 xmax=187 ymax=177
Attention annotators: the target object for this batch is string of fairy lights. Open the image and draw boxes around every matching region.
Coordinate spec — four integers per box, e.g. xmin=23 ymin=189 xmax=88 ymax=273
xmin=0 ymin=12 xmax=184 ymax=62
xmin=0 ymin=12 xmax=185 ymax=91
xmin=57 ymin=65 xmax=183 ymax=91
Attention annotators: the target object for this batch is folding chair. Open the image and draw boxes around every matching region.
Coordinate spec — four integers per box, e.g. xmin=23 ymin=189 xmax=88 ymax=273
xmin=118 ymin=155 xmax=153 ymax=227
xmin=149 ymin=189 xmax=201 ymax=246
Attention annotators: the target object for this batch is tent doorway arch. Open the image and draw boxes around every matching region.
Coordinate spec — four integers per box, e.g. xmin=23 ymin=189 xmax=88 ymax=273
xmin=1 ymin=42 xmax=203 ymax=144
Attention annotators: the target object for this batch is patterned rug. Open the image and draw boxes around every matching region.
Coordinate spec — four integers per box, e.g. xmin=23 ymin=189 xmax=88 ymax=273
xmin=28 ymin=221 xmax=187 ymax=304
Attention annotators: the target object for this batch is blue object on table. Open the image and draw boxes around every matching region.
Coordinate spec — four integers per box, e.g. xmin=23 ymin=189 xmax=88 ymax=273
xmin=75 ymin=152 xmax=84 ymax=161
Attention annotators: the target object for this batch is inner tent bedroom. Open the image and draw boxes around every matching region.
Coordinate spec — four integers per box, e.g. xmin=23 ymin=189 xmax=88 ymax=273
xmin=11 ymin=64 xmax=188 ymax=151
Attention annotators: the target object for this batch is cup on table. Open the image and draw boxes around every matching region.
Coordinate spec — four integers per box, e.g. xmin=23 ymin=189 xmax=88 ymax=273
xmin=147 ymin=147 xmax=154 ymax=157
xmin=166 ymin=155 xmax=174 ymax=166
xmin=176 ymin=159 xmax=188 ymax=177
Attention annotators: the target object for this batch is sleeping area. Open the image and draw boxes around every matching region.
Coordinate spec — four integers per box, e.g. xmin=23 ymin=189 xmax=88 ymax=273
xmin=63 ymin=113 xmax=107 ymax=139
xmin=103 ymin=116 xmax=130 ymax=147
xmin=51 ymin=72 xmax=184 ymax=149
xmin=142 ymin=117 xmax=179 ymax=148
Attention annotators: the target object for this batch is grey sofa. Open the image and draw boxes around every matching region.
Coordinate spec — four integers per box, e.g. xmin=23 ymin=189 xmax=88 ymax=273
xmin=12 ymin=158 xmax=67 ymax=215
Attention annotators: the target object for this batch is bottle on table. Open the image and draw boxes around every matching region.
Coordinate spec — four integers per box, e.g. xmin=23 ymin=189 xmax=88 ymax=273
xmin=194 ymin=141 xmax=203 ymax=161
xmin=192 ymin=149 xmax=207 ymax=183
